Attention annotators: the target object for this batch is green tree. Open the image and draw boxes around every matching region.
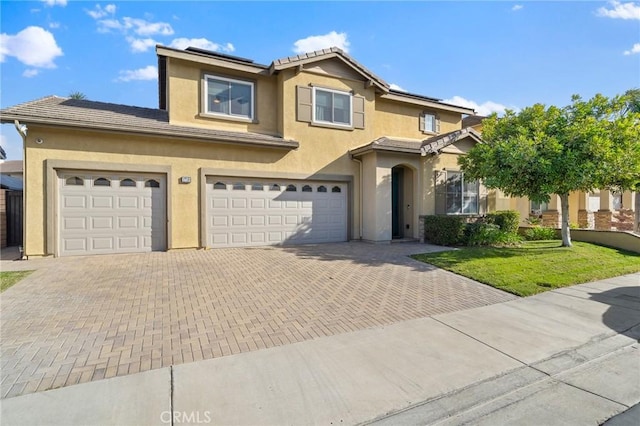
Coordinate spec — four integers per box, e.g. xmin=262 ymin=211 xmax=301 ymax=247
xmin=459 ymin=92 xmax=640 ymax=247
xmin=68 ymin=91 xmax=87 ymax=100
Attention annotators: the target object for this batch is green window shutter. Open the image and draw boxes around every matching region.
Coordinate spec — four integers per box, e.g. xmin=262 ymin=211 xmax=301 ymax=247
xmin=435 ymin=170 xmax=447 ymax=215
xmin=296 ymin=85 xmax=312 ymax=123
xmin=478 ymin=181 xmax=489 ymax=215
xmin=419 ymin=114 xmax=425 ymax=132
xmin=353 ymin=95 xmax=365 ymax=129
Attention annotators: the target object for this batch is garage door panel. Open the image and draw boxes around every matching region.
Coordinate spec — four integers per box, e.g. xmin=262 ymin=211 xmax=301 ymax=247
xmin=118 ymin=216 xmax=139 ymax=229
xmin=206 ymin=177 xmax=347 ymax=248
xmin=64 ymin=195 xmax=86 ymax=208
xmin=64 ymin=238 xmax=86 ymax=252
xmin=92 ymin=237 xmax=114 ymax=250
xmin=91 ymin=196 xmax=112 ymax=209
xmin=59 ymin=171 xmax=166 ymax=256
xmin=91 ymin=217 xmax=113 ymax=230
xmin=63 ymin=217 xmax=87 ymax=230
xmin=117 ymin=236 xmax=139 ymax=249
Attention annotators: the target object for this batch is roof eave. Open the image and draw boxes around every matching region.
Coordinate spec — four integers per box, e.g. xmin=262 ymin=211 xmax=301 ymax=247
xmin=350 ymin=143 xmax=420 ymax=157
xmin=270 ymin=51 xmax=389 ymax=93
xmin=0 ymin=114 xmax=299 ymax=151
xmin=380 ymin=92 xmax=475 ymax=114
xmin=156 ymin=45 xmax=270 ymax=75
xmin=420 ymin=129 xmax=484 ymax=156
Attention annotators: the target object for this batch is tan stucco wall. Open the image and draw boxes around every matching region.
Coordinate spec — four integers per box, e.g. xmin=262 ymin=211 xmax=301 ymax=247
xmin=23 ymin=126 xmax=361 ymax=256
xmin=167 ymin=58 xmax=280 ymax=136
xmin=374 ymin=99 xmax=462 ymax=140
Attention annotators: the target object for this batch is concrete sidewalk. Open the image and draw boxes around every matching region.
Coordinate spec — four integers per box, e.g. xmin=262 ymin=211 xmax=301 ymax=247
xmin=1 ymin=274 xmax=638 ymax=425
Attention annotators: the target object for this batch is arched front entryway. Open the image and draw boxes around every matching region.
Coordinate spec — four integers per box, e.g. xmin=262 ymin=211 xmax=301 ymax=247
xmin=391 ymin=165 xmax=414 ymax=239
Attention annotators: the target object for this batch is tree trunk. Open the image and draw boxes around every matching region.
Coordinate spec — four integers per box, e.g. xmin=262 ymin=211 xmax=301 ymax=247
xmin=635 ymin=191 xmax=639 ymax=234
xmin=560 ymin=193 xmax=572 ymax=247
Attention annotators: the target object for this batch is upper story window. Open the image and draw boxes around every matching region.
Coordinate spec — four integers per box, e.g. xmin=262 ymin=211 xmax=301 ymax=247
xmin=420 ymin=112 xmax=440 ymax=134
xmin=313 ymin=87 xmax=352 ymax=127
xmin=204 ymin=74 xmax=254 ymax=120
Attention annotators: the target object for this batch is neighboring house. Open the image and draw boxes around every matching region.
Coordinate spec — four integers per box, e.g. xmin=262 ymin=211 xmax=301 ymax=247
xmin=1 ymin=46 xmax=499 ymax=257
xmin=0 ymin=160 xmax=24 ymax=248
xmin=0 ymin=160 xmax=24 ymax=190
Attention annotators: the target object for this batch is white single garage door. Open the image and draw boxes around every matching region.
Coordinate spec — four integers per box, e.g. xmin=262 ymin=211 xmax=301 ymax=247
xmin=58 ymin=171 xmax=166 ymax=256
xmin=206 ymin=177 xmax=347 ymax=248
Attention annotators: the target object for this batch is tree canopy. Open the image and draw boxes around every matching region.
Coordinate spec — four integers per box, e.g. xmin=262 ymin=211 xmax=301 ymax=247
xmin=459 ymin=92 xmax=640 ymax=246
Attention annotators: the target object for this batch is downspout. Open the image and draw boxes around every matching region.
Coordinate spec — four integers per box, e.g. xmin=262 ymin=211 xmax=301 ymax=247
xmin=350 ymin=154 xmax=363 ymax=240
xmin=13 ymin=120 xmax=27 ymax=259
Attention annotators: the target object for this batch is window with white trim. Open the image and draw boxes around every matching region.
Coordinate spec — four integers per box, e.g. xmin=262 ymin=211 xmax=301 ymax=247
xmin=445 ymin=171 xmax=478 ymax=214
xmin=313 ymin=87 xmax=352 ymax=126
xmin=204 ymin=74 xmax=254 ymax=120
xmin=423 ymin=113 xmax=437 ymax=133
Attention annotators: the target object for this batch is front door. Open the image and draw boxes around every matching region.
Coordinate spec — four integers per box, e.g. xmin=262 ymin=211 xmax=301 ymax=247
xmin=392 ymin=169 xmax=401 ymax=238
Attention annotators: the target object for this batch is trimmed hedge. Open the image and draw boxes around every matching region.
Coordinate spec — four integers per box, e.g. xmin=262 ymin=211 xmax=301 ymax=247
xmin=424 ymin=216 xmax=466 ymax=246
xmin=486 ymin=210 xmax=520 ymax=234
xmin=424 ymin=212 xmax=522 ymax=247
xmin=523 ymin=226 xmax=558 ymax=241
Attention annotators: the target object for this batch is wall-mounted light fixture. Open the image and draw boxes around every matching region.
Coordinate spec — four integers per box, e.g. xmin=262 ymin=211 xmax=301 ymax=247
xmin=179 ymin=176 xmax=191 ymax=184
xmin=35 ymin=138 xmax=44 ymax=144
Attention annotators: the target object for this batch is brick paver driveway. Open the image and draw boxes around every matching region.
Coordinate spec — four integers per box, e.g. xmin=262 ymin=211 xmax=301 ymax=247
xmin=0 ymin=243 xmax=516 ymax=399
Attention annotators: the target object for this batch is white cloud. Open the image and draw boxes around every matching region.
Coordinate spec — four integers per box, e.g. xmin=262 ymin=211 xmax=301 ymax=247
xmin=42 ymin=0 xmax=67 ymax=6
xmin=293 ymin=31 xmax=350 ymax=54
xmin=117 ymin=65 xmax=157 ymax=82
xmin=596 ymin=1 xmax=640 ymax=20
xmin=623 ymin=42 xmax=640 ymax=55
xmin=512 ymin=5 xmax=524 ymax=11
xmin=389 ymin=83 xmax=406 ymax=92
xmin=169 ymin=38 xmax=234 ymax=52
xmin=444 ymin=96 xmax=513 ymax=116
xmin=22 ymin=69 xmax=39 ymax=78
xmin=86 ymin=4 xmax=116 ymax=19
xmin=122 ymin=17 xmax=173 ymax=36
xmin=49 ymin=22 xmax=60 ymax=29
xmin=89 ymin=6 xmax=173 ymax=37
xmin=127 ymin=37 xmax=157 ymax=53
xmin=0 ymin=26 xmax=63 ymax=68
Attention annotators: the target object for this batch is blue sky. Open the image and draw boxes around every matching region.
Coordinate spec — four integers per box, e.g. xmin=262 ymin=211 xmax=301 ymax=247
xmin=1 ymin=0 xmax=639 ymax=160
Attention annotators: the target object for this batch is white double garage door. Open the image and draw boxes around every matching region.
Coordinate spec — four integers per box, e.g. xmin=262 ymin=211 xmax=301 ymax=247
xmin=206 ymin=177 xmax=348 ymax=248
xmin=58 ymin=170 xmax=348 ymax=256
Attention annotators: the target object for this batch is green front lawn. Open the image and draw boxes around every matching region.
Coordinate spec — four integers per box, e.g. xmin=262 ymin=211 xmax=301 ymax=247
xmin=412 ymin=241 xmax=640 ymax=297
xmin=0 ymin=271 xmax=34 ymax=292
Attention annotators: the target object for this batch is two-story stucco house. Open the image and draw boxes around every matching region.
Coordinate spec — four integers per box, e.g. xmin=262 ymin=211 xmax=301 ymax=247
xmin=1 ymin=46 xmax=493 ymax=257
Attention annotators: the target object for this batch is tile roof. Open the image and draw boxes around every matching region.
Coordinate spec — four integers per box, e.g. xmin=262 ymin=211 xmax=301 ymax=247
xmin=0 ymin=96 xmax=299 ymax=150
xmin=462 ymin=115 xmax=486 ymax=128
xmin=271 ymin=47 xmax=390 ymax=91
xmin=350 ymin=137 xmax=423 ymax=156
xmin=420 ymin=128 xmax=483 ymax=155
xmin=351 ymin=128 xmax=484 ymax=157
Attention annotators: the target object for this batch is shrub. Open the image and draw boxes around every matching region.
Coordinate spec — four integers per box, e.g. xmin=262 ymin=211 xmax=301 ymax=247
xmin=464 ymin=222 xmax=521 ymax=246
xmin=523 ymin=226 xmax=558 ymax=241
xmin=486 ymin=210 xmax=520 ymax=234
xmin=424 ymin=216 xmax=466 ymax=246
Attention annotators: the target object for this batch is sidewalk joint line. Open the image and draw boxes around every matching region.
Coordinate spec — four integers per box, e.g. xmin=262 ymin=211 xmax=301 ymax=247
xmin=170 ymin=365 xmax=174 ymax=426
xmin=430 ymin=316 xmax=529 ymax=367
